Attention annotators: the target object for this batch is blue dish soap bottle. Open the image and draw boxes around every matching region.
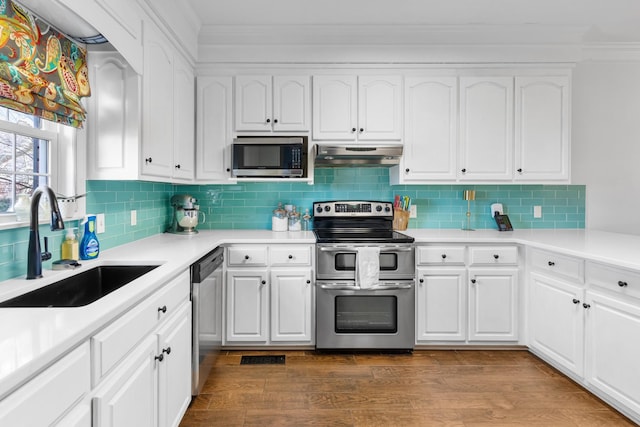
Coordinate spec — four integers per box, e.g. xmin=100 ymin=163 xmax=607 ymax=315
xmin=80 ymin=215 xmax=100 ymax=260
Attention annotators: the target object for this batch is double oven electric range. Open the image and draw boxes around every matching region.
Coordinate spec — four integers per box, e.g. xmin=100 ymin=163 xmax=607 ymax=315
xmin=313 ymin=201 xmax=416 ymax=351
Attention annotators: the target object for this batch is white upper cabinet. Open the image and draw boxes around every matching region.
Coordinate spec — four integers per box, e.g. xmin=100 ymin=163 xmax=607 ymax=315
xmin=172 ymin=59 xmax=196 ymax=181
xmin=397 ymin=77 xmax=458 ymax=182
xmin=235 ymin=75 xmax=310 ymax=132
xmin=313 ymin=75 xmax=402 ymax=142
xmin=459 ymin=76 xmax=514 ymax=181
xmin=196 ymin=76 xmax=234 ymax=182
xmin=514 ymin=76 xmax=570 ymax=182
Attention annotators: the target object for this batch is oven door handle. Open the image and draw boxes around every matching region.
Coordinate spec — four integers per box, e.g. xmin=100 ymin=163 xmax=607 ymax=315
xmin=319 ymin=284 xmax=414 ymax=290
xmin=318 ymin=246 xmax=414 ymax=252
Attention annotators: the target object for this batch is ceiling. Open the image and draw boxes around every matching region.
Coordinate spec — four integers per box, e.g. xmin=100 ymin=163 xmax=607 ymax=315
xmin=185 ymin=0 xmax=640 ymax=44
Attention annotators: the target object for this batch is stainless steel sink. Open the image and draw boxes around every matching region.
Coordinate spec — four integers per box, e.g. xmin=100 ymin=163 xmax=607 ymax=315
xmin=0 ymin=265 xmax=159 ymax=307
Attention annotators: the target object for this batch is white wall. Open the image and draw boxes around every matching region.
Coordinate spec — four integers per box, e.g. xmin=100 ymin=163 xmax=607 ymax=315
xmin=572 ymin=60 xmax=640 ymax=234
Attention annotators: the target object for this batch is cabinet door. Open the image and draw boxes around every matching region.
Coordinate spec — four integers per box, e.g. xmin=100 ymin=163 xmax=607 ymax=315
xmin=93 ymin=335 xmax=158 ymax=427
xmin=86 ymin=52 xmax=140 ymax=180
xmin=172 ymin=56 xmax=195 ymax=181
xmin=459 ymin=77 xmax=513 ymax=181
xmin=585 ymin=291 xmax=640 ymax=416
xmin=401 ymin=77 xmax=458 ymax=181
xmin=313 ymin=75 xmax=358 ymax=140
xmin=141 ymin=19 xmax=174 ymax=178
xmin=529 ymin=272 xmax=584 ymax=376
xmin=226 ymin=269 xmax=269 ymax=342
xmin=235 ymin=76 xmax=272 ymax=131
xmin=416 ymin=268 xmax=467 ymax=342
xmin=468 ymin=268 xmax=518 ymax=341
xmin=270 ymin=268 xmax=313 ymax=342
xmin=514 ymin=76 xmax=570 ymax=182
xmin=157 ymin=303 xmax=192 ymax=427
xmin=273 ymin=76 xmax=311 ymax=131
xmin=196 ymin=76 xmax=233 ymax=182
xmin=358 ymin=76 xmax=402 ymax=141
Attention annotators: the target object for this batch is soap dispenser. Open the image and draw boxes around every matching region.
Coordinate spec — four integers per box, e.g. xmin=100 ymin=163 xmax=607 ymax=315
xmin=61 ymin=228 xmax=79 ymax=260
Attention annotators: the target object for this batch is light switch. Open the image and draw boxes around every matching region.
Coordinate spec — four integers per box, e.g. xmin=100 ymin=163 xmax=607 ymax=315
xmin=534 ymin=206 xmax=542 ymax=218
xmin=131 ymin=210 xmax=137 ymax=226
xmin=409 ymin=205 xmax=417 ymax=218
xmin=96 ymin=213 xmax=106 ymax=234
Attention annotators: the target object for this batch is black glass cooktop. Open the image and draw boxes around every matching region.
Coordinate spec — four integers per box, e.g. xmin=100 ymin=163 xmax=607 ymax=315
xmin=314 ymin=229 xmax=414 ymax=244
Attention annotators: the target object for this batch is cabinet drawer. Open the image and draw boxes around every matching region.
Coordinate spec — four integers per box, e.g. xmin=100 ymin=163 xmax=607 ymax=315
xmin=468 ymin=246 xmax=518 ymax=266
xmin=417 ymin=246 xmax=465 ymax=265
xmin=227 ymin=246 xmax=268 ymax=266
xmin=529 ymin=248 xmax=584 ymax=283
xmin=270 ymin=245 xmax=312 ymax=266
xmin=0 ymin=342 xmax=90 ymax=426
xmin=91 ymin=270 xmax=189 ymax=385
xmin=587 ymin=262 xmax=640 ymax=300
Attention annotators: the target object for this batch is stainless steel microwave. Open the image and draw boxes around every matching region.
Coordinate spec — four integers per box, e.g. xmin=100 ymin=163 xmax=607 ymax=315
xmin=231 ymin=136 xmax=307 ymax=178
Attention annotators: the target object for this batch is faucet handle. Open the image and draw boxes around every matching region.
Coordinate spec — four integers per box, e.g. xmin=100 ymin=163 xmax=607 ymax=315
xmin=41 ymin=236 xmax=52 ymax=261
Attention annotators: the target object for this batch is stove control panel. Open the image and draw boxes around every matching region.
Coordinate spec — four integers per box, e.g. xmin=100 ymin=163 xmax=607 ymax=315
xmin=314 ymin=201 xmax=393 ymax=217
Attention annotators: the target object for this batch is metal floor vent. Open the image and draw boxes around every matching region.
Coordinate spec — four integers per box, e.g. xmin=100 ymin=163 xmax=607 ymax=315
xmin=240 ymin=355 xmax=285 ymax=365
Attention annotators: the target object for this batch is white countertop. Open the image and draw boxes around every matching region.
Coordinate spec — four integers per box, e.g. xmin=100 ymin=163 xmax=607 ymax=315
xmin=0 ymin=227 xmax=639 ymax=400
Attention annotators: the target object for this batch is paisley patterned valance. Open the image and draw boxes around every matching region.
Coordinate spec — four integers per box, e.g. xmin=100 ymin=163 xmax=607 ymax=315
xmin=0 ymin=0 xmax=90 ymax=128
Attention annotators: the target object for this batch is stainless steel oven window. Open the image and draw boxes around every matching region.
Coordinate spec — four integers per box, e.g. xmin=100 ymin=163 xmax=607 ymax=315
xmin=335 ymin=295 xmax=398 ymax=333
xmin=334 ymin=252 xmax=399 ymax=271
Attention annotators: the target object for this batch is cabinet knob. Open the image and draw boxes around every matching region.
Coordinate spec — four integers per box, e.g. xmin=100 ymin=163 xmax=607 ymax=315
xmin=517 ymin=168 xmax=523 ymax=173
xmin=405 ymin=168 xmax=410 ymax=173
xmin=548 ymin=261 xmax=555 ymax=266
xmin=274 ymin=119 xmax=278 ymax=124
xmin=493 ymin=254 xmax=500 ymax=259
xmin=583 ymin=303 xmax=591 ymax=309
xmin=441 ymin=254 xmax=447 ymax=259
xmin=244 ymin=255 xmax=250 ymax=260
xmin=618 ymin=280 xmax=628 ymax=287
xmin=226 ymin=168 xmax=231 ymax=172
xmin=145 ymin=157 xmax=152 ymax=164
xmin=351 ymin=128 xmax=357 ymax=132
xmin=266 ymin=118 xmax=271 ymax=123
xmin=175 ymin=164 xmax=181 ymax=169
xmin=359 ymin=128 xmax=364 ymax=133
xmin=261 ymin=280 xmax=266 ymax=285
xmin=158 ymin=305 xmax=167 ymax=313
xmin=419 ymin=278 xmax=424 ymax=283
xmin=288 ymin=254 xmax=293 ymax=259
xmin=306 ymin=280 xmax=311 ymax=284
xmin=572 ymin=298 xmax=580 ymax=304
xmin=471 ymin=279 xmax=476 ymax=284
xmin=461 ymin=168 xmax=466 ymax=173
xmin=155 ymin=354 xmax=164 ymax=362
xmin=162 ymin=347 xmax=171 ymax=355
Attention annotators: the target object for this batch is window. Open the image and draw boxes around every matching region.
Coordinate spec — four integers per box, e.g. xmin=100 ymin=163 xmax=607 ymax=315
xmin=0 ymin=107 xmax=58 ymax=216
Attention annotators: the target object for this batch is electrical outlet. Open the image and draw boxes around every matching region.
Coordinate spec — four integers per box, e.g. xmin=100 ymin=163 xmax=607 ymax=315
xmin=131 ymin=210 xmax=137 ymax=226
xmin=96 ymin=213 xmax=106 ymax=234
xmin=534 ymin=206 xmax=542 ymax=218
xmin=409 ymin=205 xmax=417 ymax=218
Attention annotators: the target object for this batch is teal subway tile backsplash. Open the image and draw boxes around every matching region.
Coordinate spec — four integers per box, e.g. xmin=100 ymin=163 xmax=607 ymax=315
xmin=0 ymin=168 xmax=585 ymax=281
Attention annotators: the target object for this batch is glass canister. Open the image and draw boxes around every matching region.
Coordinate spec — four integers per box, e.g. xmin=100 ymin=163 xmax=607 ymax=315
xmin=288 ymin=205 xmax=301 ymax=231
xmin=301 ymin=208 xmax=311 ymax=231
xmin=13 ymin=194 xmax=31 ymax=222
xmin=272 ymin=202 xmax=288 ymax=231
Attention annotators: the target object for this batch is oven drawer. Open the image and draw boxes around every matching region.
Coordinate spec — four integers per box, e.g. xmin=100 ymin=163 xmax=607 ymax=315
xmin=468 ymin=246 xmax=518 ymax=266
xmin=417 ymin=245 xmax=465 ymax=265
xmin=316 ymin=244 xmax=415 ymax=281
xmin=270 ymin=245 xmax=312 ymax=266
xmin=227 ymin=246 xmax=268 ymax=266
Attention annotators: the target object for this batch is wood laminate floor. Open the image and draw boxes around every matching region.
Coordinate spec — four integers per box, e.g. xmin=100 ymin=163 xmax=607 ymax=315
xmin=179 ymin=350 xmax=635 ymax=427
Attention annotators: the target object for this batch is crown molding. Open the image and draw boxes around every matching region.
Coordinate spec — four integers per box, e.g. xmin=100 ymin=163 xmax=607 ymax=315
xmin=581 ymin=43 xmax=640 ymax=61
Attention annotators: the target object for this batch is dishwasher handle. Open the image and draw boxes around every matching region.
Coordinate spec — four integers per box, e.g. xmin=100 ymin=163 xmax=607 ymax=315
xmin=192 ymin=246 xmax=224 ymax=283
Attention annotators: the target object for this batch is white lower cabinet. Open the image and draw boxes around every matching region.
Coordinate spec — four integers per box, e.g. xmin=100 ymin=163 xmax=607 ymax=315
xmin=529 ymin=272 xmax=584 ymax=377
xmin=93 ymin=301 xmax=192 ymax=427
xmin=270 ymin=268 xmax=313 ymax=342
xmin=0 ymin=342 xmax=91 ymax=426
xmin=585 ymin=290 xmax=640 ymax=419
xmin=415 ymin=244 xmax=519 ymax=345
xmin=224 ymin=244 xmax=314 ymax=346
xmin=468 ymin=268 xmax=519 ymax=341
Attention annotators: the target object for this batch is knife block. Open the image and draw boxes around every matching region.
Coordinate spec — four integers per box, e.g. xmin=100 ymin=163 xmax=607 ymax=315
xmin=393 ymin=209 xmax=409 ymax=231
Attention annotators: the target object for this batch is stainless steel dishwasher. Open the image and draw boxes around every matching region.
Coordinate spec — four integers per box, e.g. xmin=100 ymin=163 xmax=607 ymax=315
xmin=190 ymin=246 xmax=224 ymax=396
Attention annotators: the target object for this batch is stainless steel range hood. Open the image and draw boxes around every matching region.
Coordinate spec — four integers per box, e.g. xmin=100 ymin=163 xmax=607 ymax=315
xmin=314 ymin=144 xmax=403 ymax=167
